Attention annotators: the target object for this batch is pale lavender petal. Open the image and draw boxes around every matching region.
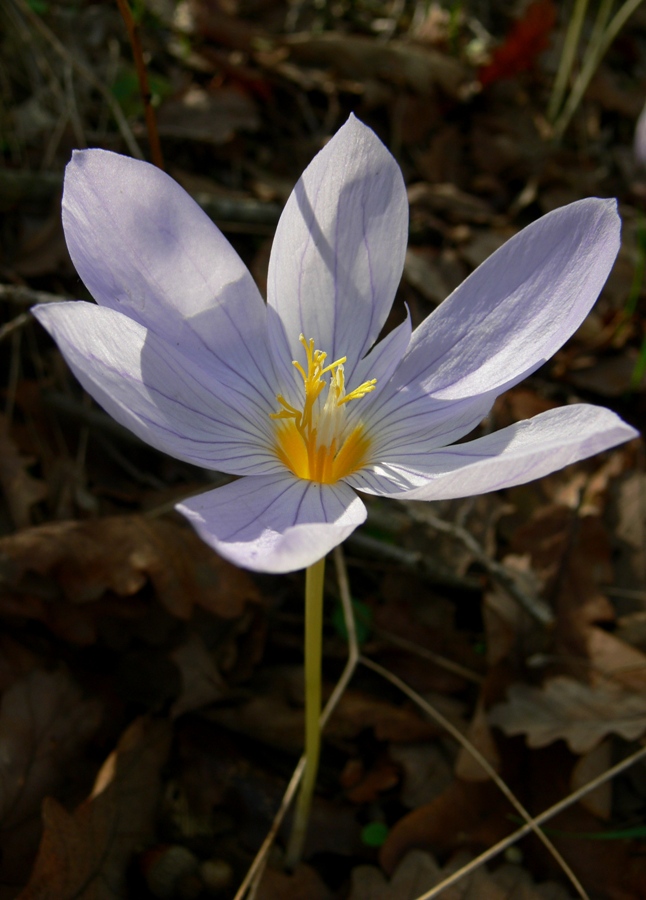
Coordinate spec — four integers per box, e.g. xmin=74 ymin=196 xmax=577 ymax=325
xmin=348 ymin=405 xmax=637 ymax=499
xmin=635 ymin=101 xmax=646 ymax=167
xmin=177 ymin=474 xmax=367 ymax=573
xmin=345 ymin=311 xmax=412 ymax=427
xmin=267 ymin=115 xmax=408 ymax=388
xmin=360 ymin=384 xmax=498 ymax=460
xmin=62 ymin=149 xmax=277 ymax=407
xmin=33 ymin=302 xmax=282 ymax=476
xmin=390 ymin=199 xmax=620 ymax=402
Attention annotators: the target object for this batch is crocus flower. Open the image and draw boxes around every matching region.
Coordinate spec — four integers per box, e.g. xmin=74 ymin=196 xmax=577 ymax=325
xmin=34 ymin=116 xmax=637 ymax=573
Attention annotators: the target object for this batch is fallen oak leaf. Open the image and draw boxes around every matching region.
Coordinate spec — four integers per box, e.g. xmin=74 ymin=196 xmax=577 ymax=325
xmin=0 ymin=515 xmax=260 ymax=639
xmin=0 ymin=669 xmax=102 ymax=830
xmin=489 ymin=676 xmax=646 ymax=753
xmin=208 ymin=667 xmax=441 ymax=753
xmin=584 ymin=624 xmax=646 ymax=692
xmin=19 ymin=717 xmax=171 ymax=900
xmin=379 ymin=779 xmax=507 ymax=875
xmin=0 ymin=669 xmax=102 ymax=889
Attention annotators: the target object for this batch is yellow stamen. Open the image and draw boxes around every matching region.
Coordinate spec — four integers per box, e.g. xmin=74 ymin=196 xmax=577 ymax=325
xmin=270 ymin=334 xmax=376 ymax=484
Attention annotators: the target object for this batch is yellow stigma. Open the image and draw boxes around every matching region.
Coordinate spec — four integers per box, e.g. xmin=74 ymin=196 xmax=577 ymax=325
xmin=270 ymin=335 xmax=376 ymax=484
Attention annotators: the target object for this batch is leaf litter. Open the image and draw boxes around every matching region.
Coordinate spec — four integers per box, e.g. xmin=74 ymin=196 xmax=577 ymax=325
xmin=489 ymin=677 xmax=646 ymax=753
xmin=19 ymin=717 xmax=171 ymax=900
xmin=1 ymin=0 xmax=646 ymax=896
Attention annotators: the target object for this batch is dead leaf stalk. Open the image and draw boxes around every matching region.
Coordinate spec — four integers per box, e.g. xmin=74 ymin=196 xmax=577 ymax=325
xmin=359 ymin=656 xmax=590 ymax=900
xmin=415 ymin=509 xmax=555 ymax=625
xmin=114 ymin=0 xmax=164 ymax=170
xmin=11 ymin=0 xmax=144 ymax=160
xmin=415 ymin=742 xmax=646 ymax=900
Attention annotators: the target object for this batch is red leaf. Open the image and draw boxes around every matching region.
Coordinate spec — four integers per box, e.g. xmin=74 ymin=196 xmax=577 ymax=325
xmin=478 ymin=0 xmax=557 ymax=88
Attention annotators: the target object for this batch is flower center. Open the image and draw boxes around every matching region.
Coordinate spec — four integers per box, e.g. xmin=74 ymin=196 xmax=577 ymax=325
xmin=270 ymin=335 xmax=376 ymax=484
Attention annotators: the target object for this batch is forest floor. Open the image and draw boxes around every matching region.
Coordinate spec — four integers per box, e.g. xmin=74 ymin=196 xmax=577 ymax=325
xmin=1 ymin=1 xmax=646 ymax=898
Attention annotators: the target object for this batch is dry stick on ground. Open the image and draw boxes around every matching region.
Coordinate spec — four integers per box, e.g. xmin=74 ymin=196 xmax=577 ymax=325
xmin=371 ymin=627 xmax=484 ymax=685
xmin=11 ymin=0 xmax=144 ymax=160
xmin=415 ymin=742 xmax=646 ymax=900
xmin=552 ymin=0 xmax=646 ymax=142
xmin=0 ymin=286 xmax=68 ymax=362
xmin=360 ymin=657 xmax=590 ymax=900
xmin=0 ymin=285 xmax=71 ymax=307
xmin=114 ymin=0 xmax=164 ymax=170
xmin=0 ymin=312 xmax=30 ymax=343
xmin=348 ymin=530 xmax=482 ymax=593
xmin=409 ymin=507 xmax=555 ymax=626
xmin=233 ymin=545 xmax=360 ymax=900
xmin=236 ymin=545 xmax=584 ymax=898
xmin=4 ymin=0 xmax=85 ymax=161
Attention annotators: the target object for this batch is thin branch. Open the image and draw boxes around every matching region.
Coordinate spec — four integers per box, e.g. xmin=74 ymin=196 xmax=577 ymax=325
xmin=114 ymin=0 xmax=164 ymax=169
xmin=360 ymin=656 xmax=590 ymax=900
xmin=552 ymin=0 xmax=646 ymax=141
xmin=0 ymin=312 xmax=30 ymax=343
xmin=371 ymin=627 xmax=484 ymax=685
xmin=415 ymin=742 xmax=646 ymax=900
xmin=547 ymin=0 xmax=590 ymax=122
xmin=12 ymin=0 xmax=144 ymax=159
xmin=410 ymin=507 xmax=554 ymax=626
xmin=0 ymin=284 xmax=69 ymax=306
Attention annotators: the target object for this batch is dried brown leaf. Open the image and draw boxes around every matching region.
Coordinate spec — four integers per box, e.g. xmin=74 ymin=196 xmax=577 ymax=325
xmin=158 ymin=85 xmax=259 ymax=144
xmin=0 ymin=415 xmax=47 ymax=529
xmin=0 ymin=669 xmax=102 ymax=832
xmin=508 ymin=506 xmax=617 ymax=669
xmin=331 ymin=689 xmax=442 ymax=743
xmin=489 ymin=676 xmax=646 ymax=752
xmin=170 ymin=632 xmax=226 ymax=718
xmin=256 ymin=863 xmax=333 ymax=900
xmin=0 ymin=515 xmax=260 ymax=638
xmin=208 ymin=667 xmax=440 ymax=752
xmin=379 ymin=779 xmax=506 ymax=874
xmin=612 ymin=471 xmax=646 ymax=594
xmin=343 ymin=755 xmax=400 ymax=804
xmin=19 ymin=717 xmax=171 ymax=900
xmin=0 ymin=668 xmax=102 ymax=889
xmin=455 ymin=696 xmax=501 ymax=782
xmin=568 ymin=351 xmax=646 ymax=396
xmin=388 ymin=743 xmax=453 ymax=809
xmin=571 ymin=739 xmax=612 ymax=819
xmin=350 ymin=849 xmax=574 ymax=900
xmin=585 ymin=625 xmax=646 ymax=691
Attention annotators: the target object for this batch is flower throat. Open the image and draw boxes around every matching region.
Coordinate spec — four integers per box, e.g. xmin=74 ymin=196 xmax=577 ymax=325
xmin=271 ymin=335 xmax=376 ymax=484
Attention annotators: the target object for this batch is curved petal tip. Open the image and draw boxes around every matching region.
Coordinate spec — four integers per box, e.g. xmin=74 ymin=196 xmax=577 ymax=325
xmin=177 ymin=475 xmax=367 ymax=574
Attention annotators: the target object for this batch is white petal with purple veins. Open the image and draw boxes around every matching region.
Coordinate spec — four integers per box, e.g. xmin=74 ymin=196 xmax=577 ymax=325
xmin=62 ymin=150 xmax=278 ymax=407
xmin=33 ymin=117 xmax=639 ymax=575
xmin=349 ymin=405 xmax=638 ymax=498
xmin=177 ymin=474 xmax=367 ymax=572
xmin=390 ymin=199 xmax=620 ymax=402
xmin=33 ymin=302 xmax=281 ymax=475
xmin=267 ymin=116 xmax=408 ymax=389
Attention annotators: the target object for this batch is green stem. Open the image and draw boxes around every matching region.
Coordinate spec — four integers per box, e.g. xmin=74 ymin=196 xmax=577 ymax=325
xmin=285 ymin=555 xmax=326 ymax=868
xmin=548 ymin=0 xmax=590 ymax=123
xmin=552 ymin=0 xmax=645 ymax=141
